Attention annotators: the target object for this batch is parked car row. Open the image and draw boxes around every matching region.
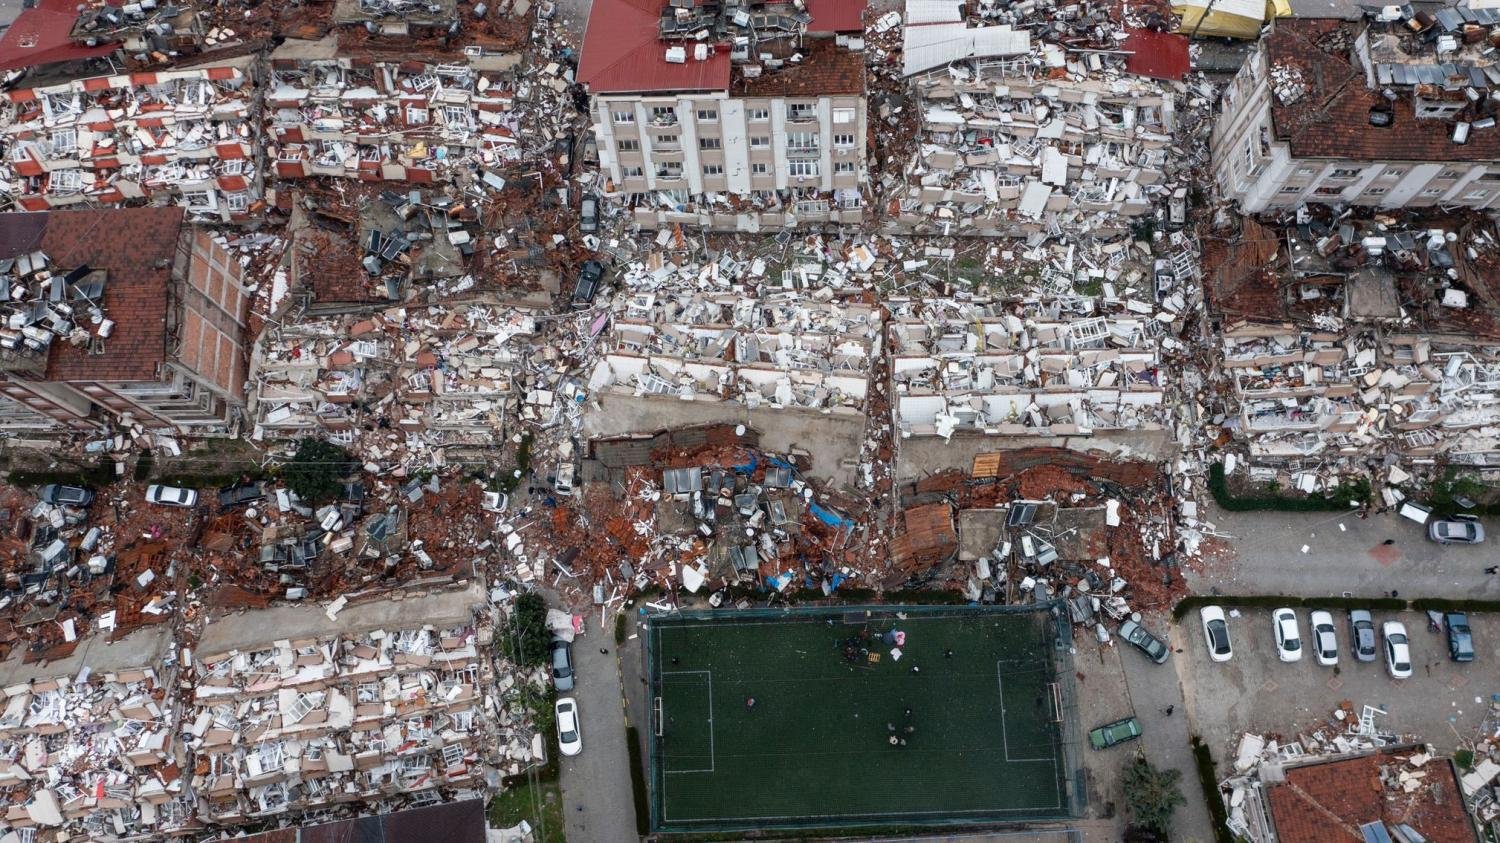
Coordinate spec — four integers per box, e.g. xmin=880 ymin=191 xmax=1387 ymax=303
xmin=1199 ymin=606 xmax=1477 ymax=678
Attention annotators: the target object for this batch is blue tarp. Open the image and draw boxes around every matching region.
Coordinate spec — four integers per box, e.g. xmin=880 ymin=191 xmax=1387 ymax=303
xmin=766 ymin=572 xmax=794 ymax=592
xmin=733 ymin=452 xmax=759 ymax=475
xmin=809 ymin=502 xmax=853 ymax=529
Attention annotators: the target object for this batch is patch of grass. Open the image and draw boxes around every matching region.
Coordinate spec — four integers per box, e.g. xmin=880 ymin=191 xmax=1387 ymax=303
xmin=1429 ymin=468 xmax=1500 ymax=516
xmin=1190 ymin=736 xmax=1235 ymax=843
xmin=486 ymin=776 xmax=565 ymax=841
xmin=7 ymin=457 xmax=116 ymax=490
xmin=1172 ymin=594 xmax=1407 ymax=621
xmin=1209 ymin=462 xmax=1370 ymax=512
xmin=1454 ymin=749 xmax=1475 ymax=771
xmin=626 ymin=725 xmax=649 ymax=836
xmin=132 ymin=450 xmax=155 ymax=482
xmin=614 ymin=611 xmax=628 ymax=645
xmin=495 ymin=433 xmax=534 ymax=494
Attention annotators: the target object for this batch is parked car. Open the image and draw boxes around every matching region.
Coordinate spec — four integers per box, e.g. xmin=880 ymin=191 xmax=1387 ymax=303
xmin=217 ymin=483 xmax=265 ymax=509
xmin=1273 ymin=608 xmax=1302 ymax=663
xmin=145 ymin=485 xmax=198 ymax=508
xmin=550 ymin=637 xmax=575 ymax=691
xmin=579 ymin=196 xmax=599 ymax=234
xmin=1200 ymin=606 xmax=1233 ymax=662
xmin=1118 ymin=619 xmax=1169 ymax=664
xmin=1309 ymin=610 xmax=1338 ymax=666
xmin=39 ymin=485 xmax=94 ymax=507
xmin=1089 ymin=717 xmax=1142 ymax=750
xmin=555 ymin=697 xmax=582 ymax=757
xmin=1446 ymin=612 xmax=1475 ymax=662
xmin=1428 ymin=515 xmax=1485 ymax=545
xmin=1348 ymin=609 xmax=1378 ymax=662
xmin=554 ymin=462 xmax=576 ymax=498
xmin=572 ymin=260 xmax=604 ymax=305
xmin=1383 ymin=621 xmax=1412 ymax=679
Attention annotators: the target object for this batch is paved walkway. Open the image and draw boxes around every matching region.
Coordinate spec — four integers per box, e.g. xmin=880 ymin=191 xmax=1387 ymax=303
xmin=557 ymin=611 xmax=638 ymax=843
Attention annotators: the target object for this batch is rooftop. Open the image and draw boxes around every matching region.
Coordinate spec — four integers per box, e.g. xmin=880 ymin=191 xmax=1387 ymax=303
xmin=1266 ymin=750 xmax=1478 ymax=843
xmin=1266 ymin=17 xmax=1500 ymax=162
xmin=0 ymin=207 xmax=184 ymax=383
xmin=0 ymin=0 xmax=117 ymax=74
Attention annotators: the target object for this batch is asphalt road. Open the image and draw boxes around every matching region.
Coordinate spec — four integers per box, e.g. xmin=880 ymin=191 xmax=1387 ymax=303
xmin=557 ymin=613 xmax=639 ymax=843
xmin=1191 ymin=504 xmax=1495 ymax=599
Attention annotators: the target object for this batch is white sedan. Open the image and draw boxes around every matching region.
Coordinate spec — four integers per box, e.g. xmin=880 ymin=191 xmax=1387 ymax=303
xmin=1383 ymin=621 xmax=1412 ymax=679
xmin=556 ymin=697 xmax=582 ymax=757
xmin=1273 ymin=608 xmax=1302 ymax=663
xmin=1309 ymin=610 xmax=1338 ymax=667
xmin=145 ymin=485 xmax=198 ymax=508
xmin=1200 ymin=605 xmax=1233 ymax=662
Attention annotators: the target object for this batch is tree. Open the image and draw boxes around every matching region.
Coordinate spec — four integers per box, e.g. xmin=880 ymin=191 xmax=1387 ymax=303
xmin=506 ymin=593 xmax=551 ymax=668
xmin=1122 ymin=755 xmax=1185 ymax=839
xmin=281 ymin=437 xmax=355 ymax=504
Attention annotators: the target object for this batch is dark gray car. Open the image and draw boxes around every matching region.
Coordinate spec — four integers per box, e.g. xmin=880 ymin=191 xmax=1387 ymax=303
xmin=1446 ymin=612 xmax=1475 ymax=662
xmin=1348 ymin=609 xmax=1378 ymax=662
xmin=39 ymin=485 xmax=95 ymax=507
xmin=1118 ymin=619 xmax=1169 ymax=664
xmin=549 ymin=637 xmax=575 ymax=691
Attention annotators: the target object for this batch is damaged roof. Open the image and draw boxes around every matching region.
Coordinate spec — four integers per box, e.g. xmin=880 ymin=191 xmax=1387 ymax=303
xmin=0 ymin=0 xmax=118 ymax=73
xmin=578 ymin=0 xmax=732 ymax=94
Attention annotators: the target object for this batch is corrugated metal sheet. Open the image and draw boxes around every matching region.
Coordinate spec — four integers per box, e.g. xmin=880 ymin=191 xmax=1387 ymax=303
xmin=903 ymin=22 xmax=1031 ymax=76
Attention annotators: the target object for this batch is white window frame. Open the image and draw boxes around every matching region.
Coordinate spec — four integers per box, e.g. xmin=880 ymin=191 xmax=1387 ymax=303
xmin=832 ymin=107 xmax=854 ymax=124
xmin=703 ymin=164 xmax=724 ymax=176
xmin=833 ymin=133 xmax=855 ymax=148
xmin=1463 ymin=189 xmax=1489 ymax=200
xmin=750 ymin=136 xmax=769 ymax=149
xmin=617 ymin=139 xmax=639 ymax=152
xmin=613 ymin=110 xmax=635 ymax=124
xmin=751 ymin=163 xmax=768 ymax=175
xmin=750 ymin=108 xmax=770 ymax=121
xmin=696 ymin=108 xmax=718 ymax=122
xmin=834 ymin=161 xmax=855 ymax=174
xmin=788 ymin=160 xmax=818 ymax=178
xmin=699 ymin=137 xmax=721 ymax=150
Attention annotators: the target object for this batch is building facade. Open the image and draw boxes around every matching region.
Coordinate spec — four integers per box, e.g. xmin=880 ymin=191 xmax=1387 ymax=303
xmin=1213 ymin=16 xmax=1500 ymax=213
xmin=579 ymin=0 xmax=869 ymax=230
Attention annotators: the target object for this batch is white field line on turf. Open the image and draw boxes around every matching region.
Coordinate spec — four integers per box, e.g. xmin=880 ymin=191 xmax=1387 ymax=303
xmin=661 ymin=669 xmax=715 ymax=774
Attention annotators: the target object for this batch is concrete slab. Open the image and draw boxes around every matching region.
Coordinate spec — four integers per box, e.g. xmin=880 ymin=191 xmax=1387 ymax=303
xmin=198 ymin=581 xmax=486 ymax=657
xmin=896 ymin=429 xmax=1174 ymax=484
xmin=0 ymin=624 xmax=169 ymax=685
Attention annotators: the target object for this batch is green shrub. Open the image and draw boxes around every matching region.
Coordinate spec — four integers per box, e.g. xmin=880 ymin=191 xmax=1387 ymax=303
xmin=1172 ymin=594 xmax=1406 ymax=621
xmin=505 ymin=593 xmax=552 ymax=669
xmin=614 ymin=611 xmax=628 ymax=645
xmin=625 ymin=726 xmax=650 ymax=835
xmin=1411 ymin=597 xmax=1500 ymax=614
xmin=7 ymin=457 xmax=116 ymax=490
xmin=1122 ymin=756 xmax=1185 ymax=838
xmin=1208 ymin=462 xmax=1370 ymax=512
xmin=280 ymin=437 xmax=355 ymax=504
xmin=1191 ymin=736 xmax=1235 ymax=843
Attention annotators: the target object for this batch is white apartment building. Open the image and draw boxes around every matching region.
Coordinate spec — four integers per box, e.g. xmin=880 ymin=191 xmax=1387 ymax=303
xmin=1214 ymin=14 xmax=1500 ymax=213
xmin=578 ymin=0 xmax=869 ymax=230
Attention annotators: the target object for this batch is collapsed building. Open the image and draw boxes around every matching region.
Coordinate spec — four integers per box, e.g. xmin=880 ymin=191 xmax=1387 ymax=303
xmin=0 ymin=56 xmax=262 ymax=221
xmin=888 ymin=0 xmax=1189 ymax=236
xmin=265 ymin=36 xmax=526 ymax=188
xmin=1214 ymin=10 xmax=1500 ymax=214
xmin=579 ymin=0 xmax=870 ymax=230
xmin=0 ymin=207 xmax=252 ymax=434
xmin=1207 ymin=210 xmax=1500 ymax=481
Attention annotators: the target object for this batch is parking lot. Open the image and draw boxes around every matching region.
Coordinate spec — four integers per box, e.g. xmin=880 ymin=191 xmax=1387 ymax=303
xmin=1178 ymin=607 xmax=1500 ymax=766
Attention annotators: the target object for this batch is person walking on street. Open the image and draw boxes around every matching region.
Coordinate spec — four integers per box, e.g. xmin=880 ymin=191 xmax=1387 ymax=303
xmin=1162 ymin=705 xmax=1174 ymax=717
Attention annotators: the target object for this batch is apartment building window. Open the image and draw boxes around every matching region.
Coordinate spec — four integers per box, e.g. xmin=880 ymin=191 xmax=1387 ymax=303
xmin=654 ymin=134 xmax=679 ymax=149
xmin=49 ymin=129 xmax=76 ymax=155
xmin=832 ymin=107 xmax=855 ymax=124
xmin=699 ymin=137 xmax=721 ymax=150
xmin=787 ymin=103 xmax=817 ymax=121
xmin=752 ymin=163 xmax=768 ymax=175
xmin=1295 ymin=167 xmax=1314 ymax=176
xmin=1364 ymin=187 xmax=1388 ymax=196
xmin=1420 ymin=188 xmax=1443 ymax=197
xmin=613 ymin=110 xmax=635 ymax=124
xmin=1381 ymin=167 xmax=1405 ymax=178
xmin=1279 ymin=186 xmax=1301 ymax=194
xmin=226 ymin=192 xmax=250 ymax=213
xmin=617 ymin=139 xmax=639 ymax=152
xmin=623 ymin=166 xmax=644 ymax=178
xmin=1329 ymin=168 xmax=1360 ymax=179
xmin=696 ymin=108 xmax=718 ymax=122
xmin=650 ymin=106 xmax=677 ymax=125
xmin=1314 ymin=186 xmax=1342 ymax=195
xmin=788 ymin=132 xmax=818 ymax=151
xmin=1464 ymin=189 xmax=1489 ymax=200
xmin=750 ymin=108 xmax=770 ymax=121
xmin=406 ymin=105 xmax=429 ymax=124
xmin=834 ymin=133 xmax=855 ymax=148
xmin=1481 ymin=173 xmax=1500 ymax=181
xmin=703 ymin=164 xmax=724 ymax=176
xmin=443 ymin=105 xmax=471 ymax=127
xmin=834 ymin=161 xmax=855 ymax=174
xmin=789 ymin=161 xmax=818 ymax=177
xmin=750 ymin=136 xmax=769 ymax=148
xmin=657 ymin=162 xmax=683 ymax=178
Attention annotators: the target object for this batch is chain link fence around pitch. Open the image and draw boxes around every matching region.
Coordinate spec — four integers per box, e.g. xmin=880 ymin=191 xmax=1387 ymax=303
xmin=642 ymin=602 xmax=1085 ymax=832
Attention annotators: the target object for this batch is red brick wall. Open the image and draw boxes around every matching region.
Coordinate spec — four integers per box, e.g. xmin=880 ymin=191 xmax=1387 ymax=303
xmin=177 ymin=229 xmax=250 ymax=401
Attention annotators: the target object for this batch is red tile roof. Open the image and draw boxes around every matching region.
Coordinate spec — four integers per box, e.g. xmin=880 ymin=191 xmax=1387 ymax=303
xmin=0 ymin=208 xmax=184 ymax=383
xmin=1267 ymin=19 xmax=1500 ymax=162
xmin=733 ymin=38 xmax=865 ymax=96
xmin=1123 ymin=28 xmax=1190 ymax=81
xmin=1267 ymin=751 xmax=1478 ymax=843
xmin=0 ymin=0 xmax=118 ymax=73
xmin=578 ymin=0 xmax=731 ymax=94
xmin=806 ymin=0 xmax=866 ymax=33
